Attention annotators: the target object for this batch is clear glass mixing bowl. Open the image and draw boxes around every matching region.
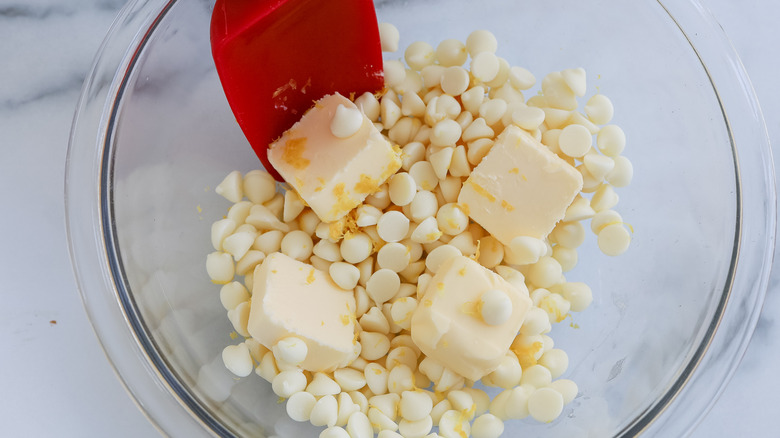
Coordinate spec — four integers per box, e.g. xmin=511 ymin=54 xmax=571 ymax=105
xmin=66 ymin=0 xmax=775 ymax=436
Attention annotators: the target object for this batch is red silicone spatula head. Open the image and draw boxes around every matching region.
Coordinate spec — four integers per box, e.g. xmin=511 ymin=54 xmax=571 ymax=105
xmin=211 ymin=0 xmax=385 ymax=180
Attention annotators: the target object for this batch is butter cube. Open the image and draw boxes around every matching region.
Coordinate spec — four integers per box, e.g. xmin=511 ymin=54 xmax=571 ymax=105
xmin=247 ymin=252 xmax=357 ymax=372
xmin=268 ymin=93 xmax=402 ymax=223
xmin=410 ymin=255 xmax=531 ymax=381
xmin=458 ymin=126 xmax=583 ymax=244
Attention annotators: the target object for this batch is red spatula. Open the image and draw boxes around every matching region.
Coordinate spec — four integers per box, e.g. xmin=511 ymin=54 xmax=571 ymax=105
xmin=211 ymin=0 xmax=385 ymax=180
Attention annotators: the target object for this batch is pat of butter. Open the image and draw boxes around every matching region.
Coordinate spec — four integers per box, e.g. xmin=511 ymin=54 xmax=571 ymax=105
xmin=247 ymin=252 xmax=357 ymax=372
xmin=410 ymin=255 xmax=531 ymax=381
xmin=458 ymin=126 xmax=583 ymax=244
xmin=268 ymin=93 xmax=402 ymax=223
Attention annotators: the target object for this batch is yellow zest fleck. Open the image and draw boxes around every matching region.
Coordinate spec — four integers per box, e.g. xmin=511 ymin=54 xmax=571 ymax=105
xmin=277 ymin=396 xmax=286 ymax=404
xmin=380 ymin=154 xmax=403 ymax=182
xmin=501 ymin=200 xmax=515 ymax=212
xmin=340 ymin=314 xmax=351 ymax=326
xmin=272 ymin=78 xmax=297 ymax=98
xmin=426 ymin=231 xmax=443 ymax=241
xmin=509 ymin=167 xmax=519 ymax=174
xmin=458 ymin=267 xmax=467 ymax=276
xmin=330 ymin=183 xmax=358 ymax=218
xmin=196 ymin=204 xmax=202 ymax=213
xmin=447 ymin=218 xmax=459 ymax=229
xmin=229 ymin=331 xmax=238 ymax=340
xmin=301 ymin=77 xmax=312 ymax=94
xmin=541 ymin=296 xmax=567 ymax=322
xmin=271 ymin=269 xmax=278 ymax=274
xmin=321 ymin=321 xmax=325 ymax=326
xmin=281 ymin=137 xmax=310 ymax=170
xmin=453 ymin=412 xmax=469 ymax=438
xmin=458 ymin=202 xmax=470 ymax=216
xmin=460 ymin=300 xmax=482 ymax=317
xmin=314 ymin=177 xmax=326 ymax=192
xmin=329 ymin=217 xmax=348 ymax=240
xmin=374 ymin=368 xmax=383 ymax=375
xmin=306 ymin=268 xmax=316 ymax=284
xmin=465 ymin=403 xmax=477 ymax=420
xmin=512 ymin=341 xmax=544 ymax=369
xmin=354 ymin=174 xmax=379 ymax=194
xmin=466 ymin=179 xmax=496 ymax=202
xmin=521 ymin=174 xmax=528 ymax=182
xmin=471 ymin=239 xmax=482 ymax=261
xmin=424 ymin=299 xmax=433 ymax=307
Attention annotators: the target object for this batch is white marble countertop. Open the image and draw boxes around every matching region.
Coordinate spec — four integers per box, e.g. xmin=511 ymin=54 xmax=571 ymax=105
xmin=1 ymin=0 xmax=777 ymax=436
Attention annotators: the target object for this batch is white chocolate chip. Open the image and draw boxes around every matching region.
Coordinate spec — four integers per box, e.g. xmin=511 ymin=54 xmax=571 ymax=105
xmin=405 ymin=41 xmax=435 ymax=71
xmin=466 ymin=30 xmax=498 ymax=56
xmin=508 ymin=66 xmax=536 ymax=90
xmin=471 ymin=413 xmax=505 ymax=438
xmin=539 ymin=348 xmax=569 ymax=378
xmin=511 ymin=106 xmax=546 ymax=131
xmin=561 ymin=67 xmax=587 ymax=97
xmin=364 ymin=362 xmax=389 ymax=395
xmin=425 ymin=244 xmax=461 ymax=273
xmin=558 ymin=124 xmax=592 ymax=158
xmin=436 ymin=38 xmax=468 ymax=66
xmin=287 ymin=391 xmax=317 ymax=422
xmin=329 ymin=262 xmax=361 ymax=290
xmin=607 ymin=155 xmax=633 ymax=187
xmin=346 ymin=411 xmax=373 ymax=438
xmin=272 ymin=369 xmax=307 ymax=398
xmin=280 ymin=230 xmax=313 ymax=261
xmin=377 ymin=211 xmax=411 ymax=243
xmin=440 ymin=66 xmax=470 ymax=96
xmin=598 ymin=223 xmax=631 ymax=256
xmin=430 ymin=119 xmax=462 ymax=147
xmin=377 ymin=242 xmax=412 ymax=273
xmin=206 ymin=251 xmax=235 ymax=284
xmin=307 ymin=372 xmax=341 ymax=396
xmin=272 ymin=336 xmax=308 ymax=366
xmin=366 ymin=269 xmax=401 ymax=305
xmin=378 ymin=22 xmax=400 ymax=52
xmin=221 ymin=343 xmax=253 ymax=377
xmin=585 ymin=94 xmax=614 ymax=125
xmin=384 ymin=60 xmax=406 ymax=88
xmin=549 ymin=379 xmax=578 ymax=405
xmin=597 ymin=124 xmax=626 ymax=156
xmin=480 ymin=289 xmax=513 ymax=326
xmin=439 ymin=410 xmax=471 ymax=438
xmin=215 ymin=170 xmax=243 ymax=203
xmin=340 ymin=232 xmax=373 ymax=264
xmin=390 ymin=297 xmax=417 ymax=331
xmin=409 ymin=161 xmax=439 ymax=191
xmin=310 ymin=394 xmax=339 ymax=427
xmin=528 ymin=387 xmax=564 ymax=423
xmin=471 ymin=52 xmax=500 ymax=83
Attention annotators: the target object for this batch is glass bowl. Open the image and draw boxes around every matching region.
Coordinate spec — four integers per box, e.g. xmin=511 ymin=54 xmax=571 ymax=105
xmin=65 ymin=0 xmax=775 ymax=436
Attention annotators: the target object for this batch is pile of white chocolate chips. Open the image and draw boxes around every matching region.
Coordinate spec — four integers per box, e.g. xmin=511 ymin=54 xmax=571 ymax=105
xmin=206 ymin=25 xmax=632 ymax=438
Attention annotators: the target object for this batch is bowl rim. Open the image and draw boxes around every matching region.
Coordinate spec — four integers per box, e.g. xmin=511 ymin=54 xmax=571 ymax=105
xmin=65 ymin=0 xmax=776 ymax=437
